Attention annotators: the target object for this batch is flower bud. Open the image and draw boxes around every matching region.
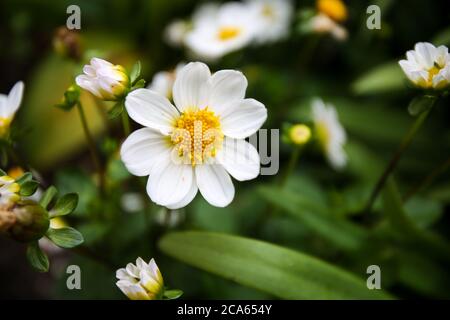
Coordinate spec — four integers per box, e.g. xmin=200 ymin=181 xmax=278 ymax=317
xmin=2 ymin=200 xmax=49 ymax=243
xmin=116 ymin=257 xmax=164 ymax=300
xmin=289 ymin=124 xmax=312 ymax=145
xmin=76 ymin=58 xmax=130 ymax=101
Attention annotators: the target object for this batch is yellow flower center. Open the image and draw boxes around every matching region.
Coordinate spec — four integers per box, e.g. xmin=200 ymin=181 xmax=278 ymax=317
xmin=217 ymin=26 xmax=241 ymax=41
xmin=289 ymin=124 xmax=311 ymax=145
xmin=172 ymin=108 xmax=223 ymax=166
xmin=0 ymin=117 xmax=12 ymax=137
xmin=316 ymin=121 xmax=330 ymax=150
xmin=317 ymin=0 xmax=347 ymax=22
xmin=426 ymin=63 xmax=444 ymax=86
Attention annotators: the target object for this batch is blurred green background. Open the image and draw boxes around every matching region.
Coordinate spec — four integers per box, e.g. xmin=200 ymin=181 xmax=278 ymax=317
xmin=1 ymin=0 xmax=450 ymax=299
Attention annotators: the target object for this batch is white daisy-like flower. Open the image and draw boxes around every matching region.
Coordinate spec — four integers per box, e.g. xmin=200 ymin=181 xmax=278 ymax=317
xmin=0 ymin=175 xmax=21 ymax=207
xmin=185 ymin=2 xmax=257 ymax=61
xmin=0 ymin=81 xmax=24 ymax=137
xmin=121 ymin=62 xmax=266 ymax=209
xmin=116 ymin=257 xmax=164 ymax=300
xmin=147 ymin=63 xmax=185 ymax=100
xmin=247 ymin=0 xmax=293 ymax=44
xmin=399 ymin=42 xmax=450 ymax=90
xmin=309 ymin=13 xmax=347 ymax=41
xmin=312 ymin=99 xmax=347 ymax=170
xmin=76 ymin=58 xmax=129 ymax=101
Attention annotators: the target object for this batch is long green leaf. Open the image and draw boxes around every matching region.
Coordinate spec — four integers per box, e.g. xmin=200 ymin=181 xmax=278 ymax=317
xmin=259 ymin=186 xmax=367 ymax=251
xmin=159 ymin=231 xmax=392 ymax=299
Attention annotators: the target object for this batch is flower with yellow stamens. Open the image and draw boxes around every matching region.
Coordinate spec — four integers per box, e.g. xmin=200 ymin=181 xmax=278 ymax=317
xmin=121 ymin=62 xmax=266 ymax=209
xmin=399 ymin=42 xmax=450 ymax=90
xmin=116 ymin=257 xmax=164 ymax=300
xmin=0 ymin=175 xmax=21 ymax=207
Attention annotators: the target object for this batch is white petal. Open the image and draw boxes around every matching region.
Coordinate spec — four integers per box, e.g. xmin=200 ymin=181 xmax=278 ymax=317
xmin=218 ymin=137 xmax=260 ymax=181
xmin=172 ymin=62 xmax=211 ymax=111
xmin=195 ymin=164 xmax=235 ymax=207
xmin=125 ymin=88 xmax=179 ymax=134
xmin=209 ymin=70 xmax=247 ymax=113
xmin=116 ymin=280 xmax=149 ymax=300
xmin=220 ymin=98 xmax=267 ymax=139
xmin=146 ymin=157 xmax=194 ymax=207
xmin=6 ymin=81 xmax=24 ymax=117
xmin=126 ymin=263 xmax=139 ymax=278
xmin=414 ymin=42 xmax=435 ymax=69
xmin=166 ymin=178 xmax=198 ymax=209
xmin=120 ymin=128 xmax=171 ymax=177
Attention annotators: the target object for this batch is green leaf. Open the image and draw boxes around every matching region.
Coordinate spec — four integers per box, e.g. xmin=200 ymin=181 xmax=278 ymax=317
xmin=163 ymin=289 xmax=183 ymax=300
xmin=131 ymin=79 xmax=146 ymax=90
xmin=258 ymin=186 xmax=367 ymax=251
xmin=19 ymin=180 xmax=39 ymax=197
xmin=0 ymin=168 xmax=6 ymax=176
xmin=107 ymin=101 xmax=124 ymax=119
xmin=46 ymin=227 xmax=84 ymax=248
xmin=352 ymin=61 xmax=405 ymax=95
xmin=159 ymin=231 xmax=392 ymax=299
xmin=129 ymin=61 xmax=141 ymax=84
xmin=15 ymin=172 xmax=32 ymax=186
xmin=49 ymin=193 xmax=78 ymax=218
xmin=408 ymin=95 xmax=437 ymax=116
xmin=26 ymin=241 xmax=49 ymax=272
xmin=39 ymin=186 xmax=58 ymax=209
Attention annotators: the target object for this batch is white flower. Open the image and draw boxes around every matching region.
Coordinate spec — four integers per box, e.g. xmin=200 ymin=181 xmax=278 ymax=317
xmin=0 ymin=81 xmax=24 ymax=137
xmin=0 ymin=175 xmax=20 ymax=207
xmin=116 ymin=257 xmax=164 ymax=300
xmin=310 ymin=13 xmax=347 ymax=41
xmin=164 ymin=19 xmax=191 ymax=47
xmin=185 ymin=2 xmax=257 ymax=61
xmin=399 ymin=42 xmax=450 ymax=90
xmin=76 ymin=58 xmax=129 ymax=101
xmin=312 ymin=99 xmax=347 ymax=170
xmin=147 ymin=63 xmax=185 ymax=99
xmin=121 ymin=62 xmax=266 ymax=209
xmin=247 ymin=0 xmax=293 ymax=44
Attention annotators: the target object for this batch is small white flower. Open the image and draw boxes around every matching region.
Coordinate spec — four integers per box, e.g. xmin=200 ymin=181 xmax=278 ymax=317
xmin=185 ymin=2 xmax=257 ymax=61
xmin=399 ymin=42 xmax=450 ymax=90
xmin=0 ymin=175 xmax=21 ymax=207
xmin=0 ymin=81 xmax=24 ymax=137
xmin=147 ymin=63 xmax=186 ymax=99
xmin=116 ymin=257 xmax=164 ymax=300
xmin=164 ymin=19 xmax=191 ymax=47
xmin=121 ymin=62 xmax=266 ymax=209
xmin=312 ymin=99 xmax=347 ymax=170
xmin=247 ymin=0 xmax=293 ymax=44
xmin=310 ymin=13 xmax=347 ymax=41
xmin=76 ymin=58 xmax=129 ymax=101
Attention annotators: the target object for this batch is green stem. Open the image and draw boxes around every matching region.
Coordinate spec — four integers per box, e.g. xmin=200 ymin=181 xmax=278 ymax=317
xmin=76 ymin=101 xmax=104 ymax=192
xmin=403 ymin=155 xmax=450 ymax=202
xmin=365 ymin=105 xmax=433 ymax=212
xmin=121 ymin=111 xmax=131 ymax=137
xmin=279 ymin=146 xmax=302 ymax=187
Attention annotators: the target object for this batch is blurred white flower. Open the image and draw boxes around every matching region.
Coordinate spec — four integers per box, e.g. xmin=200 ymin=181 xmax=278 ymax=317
xmin=121 ymin=192 xmax=145 ymax=213
xmin=312 ymin=99 xmax=347 ymax=170
xmin=121 ymin=62 xmax=266 ymax=208
xmin=116 ymin=257 xmax=164 ymax=300
xmin=185 ymin=2 xmax=257 ymax=61
xmin=76 ymin=58 xmax=129 ymax=101
xmin=399 ymin=42 xmax=450 ymax=90
xmin=147 ymin=63 xmax=186 ymax=99
xmin=0 ymin=81 xmax=24 ymax=137
xmin=164 ymin=19 xmax=191 ymax=47
xmin=247 ymin=0 xmax=293 ymax=44
xmin=310 ymin=13 xmax=347 ymax=41
xmin=0 ymin=175 xmax=20 ymax=207
xmin=155 ymin=207 xmax=185 ymax=227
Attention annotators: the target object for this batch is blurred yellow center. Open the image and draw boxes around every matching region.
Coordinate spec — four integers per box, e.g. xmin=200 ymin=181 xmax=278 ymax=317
xmin=172 ymin=108 xmax=223 ymax=166
xmin=317 ymin=0 xmax=347 ymax=22
xmin=289 ymin=124 xmax=311 ymax=145
xmin=0 ymin=117 xmax=12 ymax=137
xmin=316 ymin=121 xmax=330 ymax=149
xmin=218 ymin=27 xmax=241 ymax=41
xmin=262 ymin=5 xmax=275 ymax=19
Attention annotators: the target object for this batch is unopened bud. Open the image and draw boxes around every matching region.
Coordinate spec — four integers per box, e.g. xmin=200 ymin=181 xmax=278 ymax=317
xmin=53 ymin=26 xmax=82 ymax=61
